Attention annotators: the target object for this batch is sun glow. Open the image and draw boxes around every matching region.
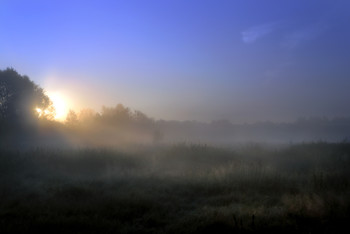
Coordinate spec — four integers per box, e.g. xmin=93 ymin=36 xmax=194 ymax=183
xmin=47 ymin=92 xmax=69 ymax=121
xmin=36 ymin=108 xmax=50 ymax=116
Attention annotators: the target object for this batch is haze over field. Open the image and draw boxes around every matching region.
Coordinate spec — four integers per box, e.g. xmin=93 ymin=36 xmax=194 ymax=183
xmin=1 ymin=0 xmax=350 ymax=123
xmin=2 ymin=1 xmax=350 ymax=233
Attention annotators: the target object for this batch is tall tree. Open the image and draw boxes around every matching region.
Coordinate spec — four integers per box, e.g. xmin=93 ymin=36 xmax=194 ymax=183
xmin=0 ymin=68 xmax=54 ymax=122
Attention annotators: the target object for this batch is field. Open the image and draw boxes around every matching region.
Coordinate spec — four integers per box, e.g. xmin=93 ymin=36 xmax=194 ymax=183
xmin=1 ymin=142 xmax=350 ymax=233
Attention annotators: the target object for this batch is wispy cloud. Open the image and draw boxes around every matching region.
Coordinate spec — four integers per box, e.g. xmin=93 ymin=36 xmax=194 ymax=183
xmin=242 ymin=21 xmax=329 ymax=49
xmin=282 ymin=23 xmax=328 ymax=49
xmin=241 ymin=22 xmax=279 ymax=44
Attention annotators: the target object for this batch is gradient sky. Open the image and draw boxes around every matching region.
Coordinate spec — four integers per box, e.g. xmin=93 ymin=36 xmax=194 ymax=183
xmin=1 ymin=0 xmax=350 ymax=123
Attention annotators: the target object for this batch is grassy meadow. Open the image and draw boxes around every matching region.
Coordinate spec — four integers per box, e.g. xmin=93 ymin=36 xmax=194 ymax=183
xmin=1 ymin=142 xmax=350 ymax=233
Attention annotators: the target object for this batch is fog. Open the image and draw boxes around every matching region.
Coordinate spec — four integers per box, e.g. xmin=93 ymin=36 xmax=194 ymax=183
xmin=3 ymin=103 xmax=350 ymax=151
xmin=2 ymin=0 xmax=350 ymax=231
xmin=2 ymin=68 xmax=350 ymax=150
xmin=1 ymin=68 xmax=350 ymax=233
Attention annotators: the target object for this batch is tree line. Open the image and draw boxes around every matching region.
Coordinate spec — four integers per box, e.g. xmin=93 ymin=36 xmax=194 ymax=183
xmin=1 ymin=67 xmax=350 ymax=148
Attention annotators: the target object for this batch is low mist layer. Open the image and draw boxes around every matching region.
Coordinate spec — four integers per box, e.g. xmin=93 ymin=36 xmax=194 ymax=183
xmin=1 ymin=68 xmax=350 ymax=151
xmin=1 ymin=68 xmax=350 ymax=233
xmin=1 ymin=143 xmax=350 ymax=233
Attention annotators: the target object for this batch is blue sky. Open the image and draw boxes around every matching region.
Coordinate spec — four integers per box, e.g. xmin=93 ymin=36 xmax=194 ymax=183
xmin=1 ymin=0 xmax=350 ymax=123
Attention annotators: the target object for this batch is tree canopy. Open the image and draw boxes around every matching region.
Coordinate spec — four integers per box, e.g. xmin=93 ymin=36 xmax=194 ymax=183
xmin=0 ymin=68 xmax=54 ymax=123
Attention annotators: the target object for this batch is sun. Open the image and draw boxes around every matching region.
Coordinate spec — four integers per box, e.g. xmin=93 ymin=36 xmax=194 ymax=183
xmin=47 ymin=92 xmax=69 ymax=121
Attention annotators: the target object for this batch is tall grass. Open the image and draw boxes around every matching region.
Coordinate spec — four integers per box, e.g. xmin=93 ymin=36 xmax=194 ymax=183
xmin=0 ymin=142 xmax=350 ymax=233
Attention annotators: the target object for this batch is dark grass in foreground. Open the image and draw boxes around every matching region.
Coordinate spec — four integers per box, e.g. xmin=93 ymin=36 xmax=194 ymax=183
xmin=1 ymin=143 xmax=350 ymax=233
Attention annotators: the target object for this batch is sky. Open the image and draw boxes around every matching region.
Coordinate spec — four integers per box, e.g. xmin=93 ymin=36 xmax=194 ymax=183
xmin=1 ymin=0 xmax=350 ymax=123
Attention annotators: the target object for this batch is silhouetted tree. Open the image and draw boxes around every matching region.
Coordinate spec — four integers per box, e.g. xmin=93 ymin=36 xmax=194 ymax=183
xmin=133 ymin=110 xmax=148 ymax=121
xmin=100 ymin=104 xmax=132 ymax=125
xmin=0 ymin=68 xmax=54 ymax=122
xmin=78 ymin=108 xmax=96 ymax=123
xmin=66 ymin=109 xmax=78 ymax=125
